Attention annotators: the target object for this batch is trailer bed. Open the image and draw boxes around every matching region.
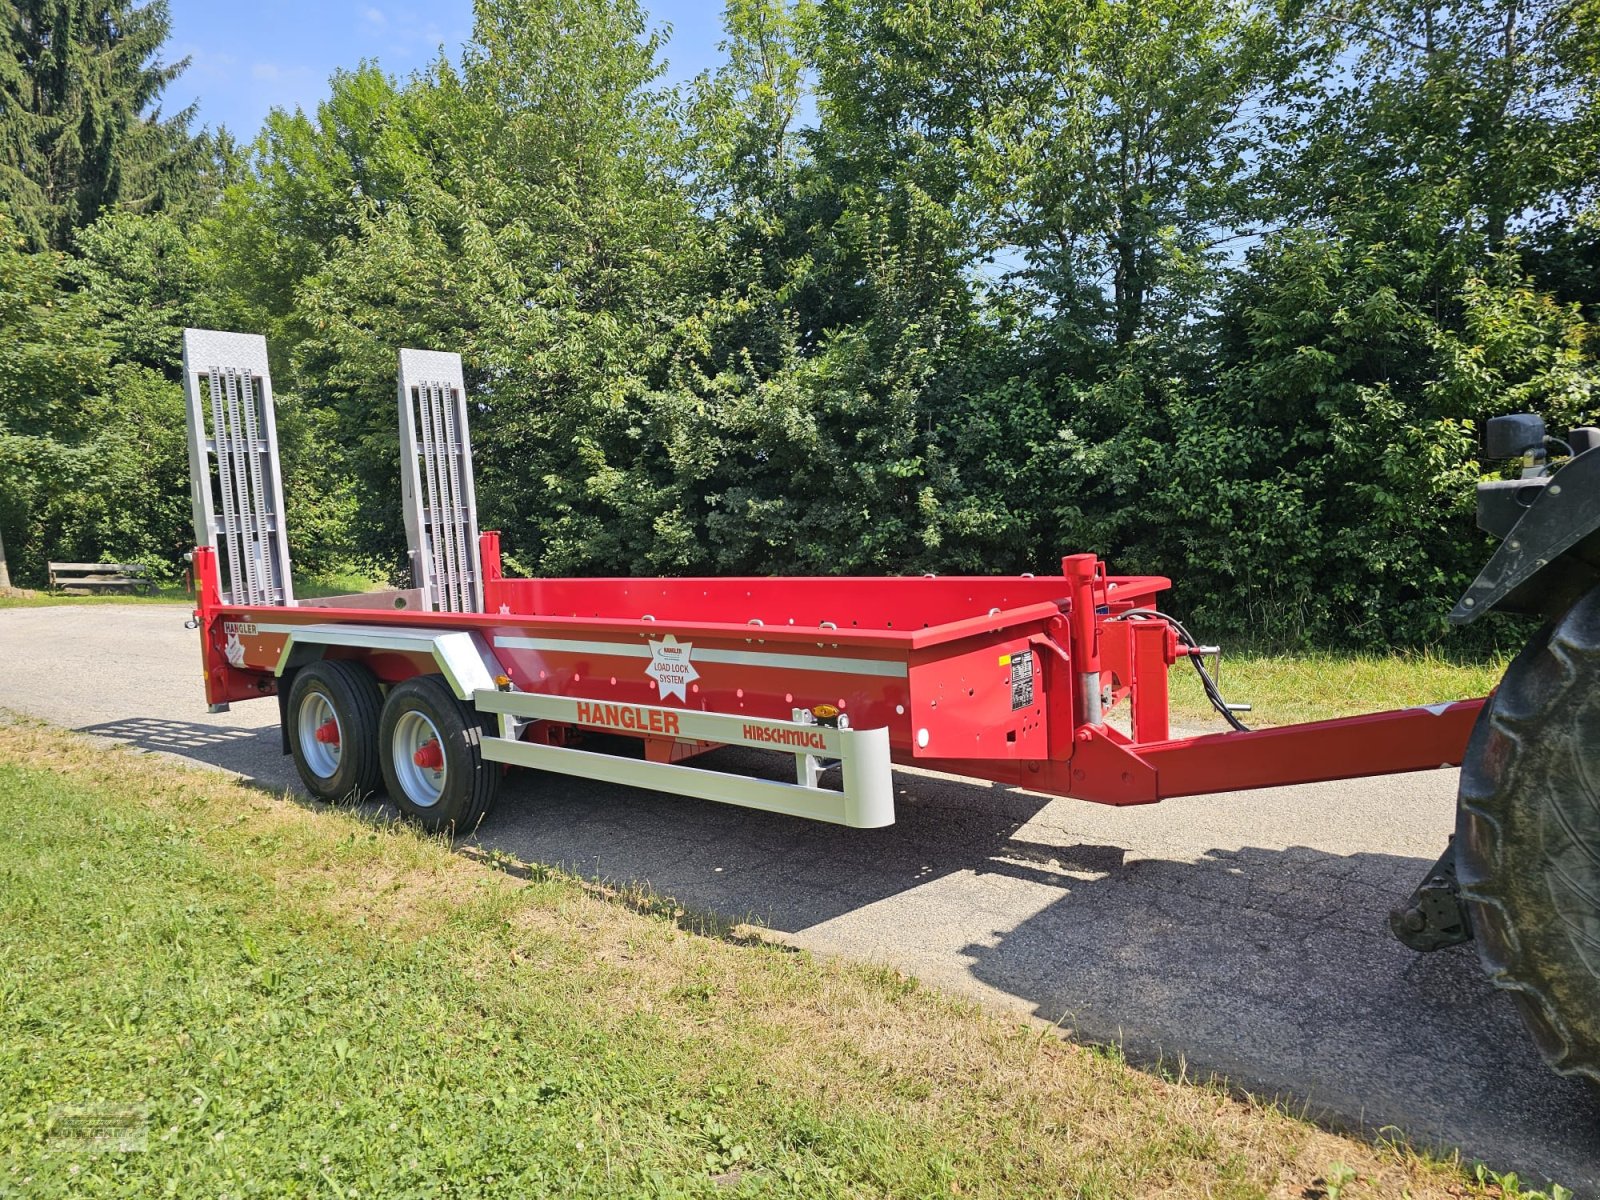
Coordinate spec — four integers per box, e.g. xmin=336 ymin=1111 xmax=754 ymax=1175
xmin=208 ymin=543 xmax=1169 ymax=769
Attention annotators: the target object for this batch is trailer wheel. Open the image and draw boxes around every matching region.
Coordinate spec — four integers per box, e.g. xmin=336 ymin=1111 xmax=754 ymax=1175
xmin=287 ymin=660 xmax=383 ymax=802
xmin=1457 ymin=585 xmax=1600 ymax=1086
xmin=378 ymin=674 xmax=499 ymax=835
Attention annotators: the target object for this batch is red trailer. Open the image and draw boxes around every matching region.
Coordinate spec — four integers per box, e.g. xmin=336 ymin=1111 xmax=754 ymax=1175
xmin=194 ymin=537 xmax=1483 ymax=829
xmin=180 ymin=329 xmax=1600 ymax=1087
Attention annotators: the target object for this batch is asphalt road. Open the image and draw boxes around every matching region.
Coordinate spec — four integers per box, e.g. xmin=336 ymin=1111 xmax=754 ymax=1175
xmin=2 ymin=604 xmax=1596 ymax=1191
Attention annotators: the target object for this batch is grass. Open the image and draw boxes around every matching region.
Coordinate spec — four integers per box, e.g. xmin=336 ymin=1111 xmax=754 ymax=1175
xmin=0 ymin=584 xmax=191 ymax=608
xmin=0 ymin=569 xmax=382 ymax=609
xmin=0 ymin=719 xmax=1526 ymax=1199
xmin=1168 ymin=648 xmax=1507 ymax=728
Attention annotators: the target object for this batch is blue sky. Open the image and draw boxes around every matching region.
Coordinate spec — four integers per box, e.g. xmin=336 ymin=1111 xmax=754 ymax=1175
xmin=163 ymin=1 xmax=729 ymax=138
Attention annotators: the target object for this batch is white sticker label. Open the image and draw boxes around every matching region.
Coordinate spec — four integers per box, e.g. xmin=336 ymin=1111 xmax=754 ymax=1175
xmin=646 ymin=635 xmax=699 ymax=703
xmin=222 ymin=621 xmax=254 ymax=668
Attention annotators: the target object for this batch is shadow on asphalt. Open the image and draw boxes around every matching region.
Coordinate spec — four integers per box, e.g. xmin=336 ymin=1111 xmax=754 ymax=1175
xmin=960 ymin=846 xmax=1600 ymax=1166
xmin=75 ymin=714 xmax=1600 ymax=1189
xmin=80 ymin=716 xmax=269 ymax=763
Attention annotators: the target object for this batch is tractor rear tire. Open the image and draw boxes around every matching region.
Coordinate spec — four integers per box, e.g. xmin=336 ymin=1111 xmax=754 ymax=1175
xmin=1456 ymin=585 xmax=1600 ymax=1085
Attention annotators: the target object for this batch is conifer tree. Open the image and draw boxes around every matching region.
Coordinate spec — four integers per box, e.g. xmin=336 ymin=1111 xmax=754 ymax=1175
xmin=0 ymin=0 xmax=199 ymax=250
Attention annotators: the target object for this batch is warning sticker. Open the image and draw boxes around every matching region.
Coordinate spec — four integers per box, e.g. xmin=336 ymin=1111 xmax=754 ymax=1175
xmin=222 ymin=620 xmax=255 ymax=668
xmin=1009 ymin=649 xmax=1035 ymax=710
xmin=646 ymin=635 xmax=699 ymax=703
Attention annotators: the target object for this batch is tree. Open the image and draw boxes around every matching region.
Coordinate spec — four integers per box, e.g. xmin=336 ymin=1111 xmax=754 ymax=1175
xmin=813 ymin=0 xmax=1297 ymax=348
xmin=1290 ymin=0 xmax=1600 ymax=253
xmin=687 ymin=0 xmax=816 ymax=366
xmin=204 ymin=0 xmax=709 ymax=577
xmin=7 ymin=0 xmax=1581 ymax=643
xmin=1162 ymin=0 xmax=1600 ymax=643
xmin=0 ymin=212 xmax=191 ymax=584
xmin=1139 ymin=231 xmax=1597 ymax=646
xmin=0 ymin=0 xmax=204 ymax=250
xmin=1019 ymin=0 xmax=1297 ymax=348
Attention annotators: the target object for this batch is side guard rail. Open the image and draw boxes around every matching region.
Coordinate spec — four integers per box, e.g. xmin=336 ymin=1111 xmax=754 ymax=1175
xmin=474 ymin=691 xmax=894 ymax=828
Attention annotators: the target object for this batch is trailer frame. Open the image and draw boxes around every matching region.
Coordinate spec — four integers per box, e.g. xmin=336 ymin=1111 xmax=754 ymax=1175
xmin=180 ymin=326 xmax=1484 ymax=833
xmin=191 ymin=533 xmax=1482 ymax=829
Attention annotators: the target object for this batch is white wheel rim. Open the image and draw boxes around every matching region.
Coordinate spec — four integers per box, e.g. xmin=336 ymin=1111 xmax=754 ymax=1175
xmin=297 ymin=692 xmax=342 ymax=779
xmin=392 ymin=710 xmax=446 ymax=808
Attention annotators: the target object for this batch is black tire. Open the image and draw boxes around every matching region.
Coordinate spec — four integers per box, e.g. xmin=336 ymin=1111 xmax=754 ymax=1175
xmin=378 ymin=674 xmax=499 ymax=835
xmin=1457 ymin=585 xmax=1600 ymax=1086
xmin=286 ymin=660 xmax=384 ymax=802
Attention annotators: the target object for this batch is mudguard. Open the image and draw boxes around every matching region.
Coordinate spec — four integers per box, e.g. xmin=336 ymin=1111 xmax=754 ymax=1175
xmin=1451 ymin=446 xmax=1600 ymax=625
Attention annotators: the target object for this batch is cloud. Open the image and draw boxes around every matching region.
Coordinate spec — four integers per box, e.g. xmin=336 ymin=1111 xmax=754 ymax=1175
xmin=355 ymin=5 xmax=454 ymax=60
xmin=170 ymin=44 xmax=237 ymax=82
xmin=250 ymin=62 xmax=280 ymax=80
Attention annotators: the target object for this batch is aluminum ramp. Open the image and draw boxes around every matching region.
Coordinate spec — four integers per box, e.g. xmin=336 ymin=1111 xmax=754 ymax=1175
xmin=182 ymin=328 xmax=294 ymax=606
xmin=398 ymin=348 xmax=482 ymax=613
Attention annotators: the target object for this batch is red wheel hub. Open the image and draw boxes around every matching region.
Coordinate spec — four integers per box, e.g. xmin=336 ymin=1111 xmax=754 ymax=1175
xmin=314 ymin=719 xmax=340 ymax=745
xmin=412 ymin=739 xmax=444 ymax=770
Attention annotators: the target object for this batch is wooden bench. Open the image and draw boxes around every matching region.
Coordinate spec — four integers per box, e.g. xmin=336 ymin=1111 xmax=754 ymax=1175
xmin=48 ymin=562 xmax=155 ymax=595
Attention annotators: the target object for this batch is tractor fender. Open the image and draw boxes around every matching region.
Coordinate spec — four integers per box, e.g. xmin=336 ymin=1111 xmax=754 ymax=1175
xmin=1452 ymin=447 xmax=1600 ymax=625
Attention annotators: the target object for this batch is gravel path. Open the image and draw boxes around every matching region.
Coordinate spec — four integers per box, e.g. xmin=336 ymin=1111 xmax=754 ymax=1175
xmin=2 ymin=603 xmax=1595 ymax=1192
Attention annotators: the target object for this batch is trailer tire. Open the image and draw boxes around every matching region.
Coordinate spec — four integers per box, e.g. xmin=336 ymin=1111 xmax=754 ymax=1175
xmin=378 ymin=674 xmax=499 ymax=835
xmin=1457 ymin=586 xmax=1600 ymax=1086
xmin=287 ymin=660 xmax=384 ymax=802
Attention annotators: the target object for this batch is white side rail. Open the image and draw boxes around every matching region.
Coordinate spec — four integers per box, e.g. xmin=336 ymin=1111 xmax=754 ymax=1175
xmin=474 ymin=691 xmax=895 ymax=829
